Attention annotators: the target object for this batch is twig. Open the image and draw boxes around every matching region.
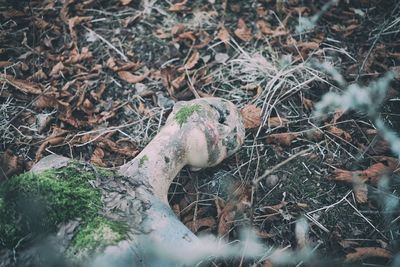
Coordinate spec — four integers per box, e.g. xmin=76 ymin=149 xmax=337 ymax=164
xmin=252 ymin=142 xmax=323 ymax=185
xmin=83 ymin=26 xmax=129 ymax=62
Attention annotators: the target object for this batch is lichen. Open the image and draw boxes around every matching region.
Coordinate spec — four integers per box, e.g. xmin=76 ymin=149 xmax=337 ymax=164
xmin=175 ymin=104 xmax=201 ymax=126
xmin=0 ymin=162 xmax=126 ymax=253
xmin=139 ymin=155 xmax=149 ymax=167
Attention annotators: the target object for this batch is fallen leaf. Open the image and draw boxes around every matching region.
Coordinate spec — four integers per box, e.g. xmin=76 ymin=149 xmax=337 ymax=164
xmin=217 ymin=24 xmax=230 ymax=45
xmin=353 ymin=181 xmax=368 ymax=203
xmin=241 ymin=84 xmax=262 ymax=98
xmin=327 ymin=126 xmax=352 ymax=142
xmin=90 ymin=147 xmax=106 ymax=167
xmin=240 ymin=104 xmax=262 ymax=129
xmin=178 ymin=31 xmax=197 ymax=43
xmin=35 ymin=136 xmax=65 ymax=161
xmin=268 ymin=117 xmax=289 ymax=128
xmin=266 ymin=132 xmax=299 ymax=146
xmin=171 ymin=24 xmax=185 ymax=36
xmin=345 ymin=247 xmax=392 ymax=263
xmin=118 ymin=71 xmax=149 ymax=84
xmin=168 ymin=0 xmax=190 ymax=12
xmin=302 ymin=97 xmax=313 ymax=110
xmin=179 ymin=51 xmax=200 ymax=71
xmin=49 ymin=62 xmax=65 ymax=77
xmin=186 ymin=217 xmax=216 ymax=233
xmin=0 ymin=74 xmax=43 ymax=94
xmin=120 ymin=0 xmax=132 ymax=5
xmin=234 ymin=18 xmax=253 ymax=42
xmin=0 ymin=150 xmax=23 ymax=180
xmin=65 ymin=47 xmax=93 ymax=64
xmin=0 ymin=61 xmax=13 ymax=68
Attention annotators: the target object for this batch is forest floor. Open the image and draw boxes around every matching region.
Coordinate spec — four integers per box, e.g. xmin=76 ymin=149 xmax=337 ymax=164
xmin=1 ymin=0 xmax=400 ymax=266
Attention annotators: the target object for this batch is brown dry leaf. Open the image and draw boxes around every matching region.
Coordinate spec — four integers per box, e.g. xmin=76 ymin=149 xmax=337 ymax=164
xmin=68 ymin=16 xmax=93 ymax=41
xmin=217 ymin=24 xmax=230 ymax=45
xmin=33 ymin=95 xmax=59 ymax=109
xmin=0 ymin=150 xmax=23 ymax=180
xmin=327 ymin=126 xmax=352 ymax=142
xmin=256 ymin=20 xmax=272 ymax=34
xmin=186 ymin=217 xmax=216 ymax=233
xmin=106 ymin=57 xmax=118 ymax=71
xmin=35 ymin=136 xmax=65 ymax=162
xmin=218 ymin=183 xmax=251 ymax=239
xmin=29 ymin=69 xmax=48 ymax=81
xmin=303 ymin=97 xmax=313 ymax=110
xmin=241 ymin=84 xmax=262 ymax=98
xmin=332 ymin=109 xmax=345 ymax=124
xmin=118 ymin=71 xmax=149 ymax=84
xmin=0 ymin=61 xmax=13 ymax=68
xmin=234 ymin=18 xmax=253 ymax=42
xmin=240 ymin=104 xmax=262 ymax=129
xmin=0 ymin=74 xmax=43 ymax=94
xmin=171 ymin=74 xmax=186 ymax=90
xmin=255 ymin=229 xmax=273 ymax=239
xmin=49 ymin=62 xmax=65 ymax=77
xmin=120 ymin=0 xmax=132 ymax=5
xmin=65 ymin=47 xmax=93 ymax=64
xmin=266 ymin=132 xmax=299 ymax=146
xmin=90 ymin=83 xmax=106 ymax=101
xmin=168 ymin=0 xmax=190 ymax=12
xmin=262 ymin=260 xmax=273 ymax=267
xmin=353 ymin=182 xmax=368 ymax=203
xmin=90 ymin=147 xmax=106 ymax=167
xmin=345 ymin=247 xmax=392 ymax=263
xmin=298 ymin=42 xmax=320 ymax=50
xmin=333 ymin=162 xmax=391 ymax=189
xmin=171 ymin=24 xmax=185 ymax=36
xmin=268 ymin=117 xmax=289 ymax=128
xmin=177 ymin=31 xmax=197 ymax=42
xmin=179 ymin=51 xmax=200 ymax=71
xmin=1 ymin=9 xmax=25 ymax=18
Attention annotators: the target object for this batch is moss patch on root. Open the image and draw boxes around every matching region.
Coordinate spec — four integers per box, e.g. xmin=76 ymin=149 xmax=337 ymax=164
xmin=0 ymin=162 xmax=126 ymax=252
xmin=72 ymin=216 xmax=127 ymax=255
xmin=175 ymin=104 xmax=201 ymax=126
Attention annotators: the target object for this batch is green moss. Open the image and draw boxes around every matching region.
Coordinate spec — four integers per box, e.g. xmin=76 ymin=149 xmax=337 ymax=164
xmin=175 ymin=104 xmax=201 ymax=126
xmin=139 ymin=155 xmax=149 ymax=167
xmin=72 ymin=217 xmax=127 ymax=252
xmin=0 ymin=163 xmax=123 ymax=253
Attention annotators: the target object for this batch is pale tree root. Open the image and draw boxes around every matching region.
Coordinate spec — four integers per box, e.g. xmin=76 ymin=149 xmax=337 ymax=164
xmin=0 ymin=97 xmax=245 ymax=267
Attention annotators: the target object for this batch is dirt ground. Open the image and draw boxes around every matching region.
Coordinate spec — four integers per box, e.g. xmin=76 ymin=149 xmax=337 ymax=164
xmin=1 ymin=0 xmax=400 ymax=266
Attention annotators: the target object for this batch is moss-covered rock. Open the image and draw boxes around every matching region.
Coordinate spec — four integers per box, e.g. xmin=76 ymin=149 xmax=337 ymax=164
xmin=0 ymin=162 xmax=127 ymax=256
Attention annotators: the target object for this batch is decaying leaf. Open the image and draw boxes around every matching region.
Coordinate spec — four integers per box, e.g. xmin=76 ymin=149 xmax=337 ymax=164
xmin=179 ymin=51 xmax=200 ymax=71
xmin=49 ymin=62 xmax=65 ymax=77
xmin=120 ymin=0 xmax=132 ymax=5
xmin=234 ymin=18 xmax=253 ymax=42
xmin=65 ymin=47 xmax=93 ymax=64
xmin=345 ymin=247 xmax=392 ymax=263
xmin=241 ymin=84 xmax=262 ymax=98
xmin=185 ymin=217 xmax=216 ymax=233
xmin=327 ymin=126 xmax=352 ymax=142
xmin=0 ymin=74 xmax=43 ymax=94
xmin=240 ymin=104 xmax=262 ymax=129
xmin=90 ymin=147 xmax=106 ymax=167
xmin=218 ymin=183 xmax=251 ymax=239
xmin=118 ymin=71 xmax=149 ymax=84
xmin=266 ymin=132 xmax=299 ymax=146
xmin=217 ymin=24 xmax=230 ymax=45
xmin=0 ymin=150 xmax=23 ymax=180
xmin=302 ymin=97 xmax=313 ymax=110
xmin=268 ymin=117 xmax=289 ymax=128
xmin=168 ymin=0 xmax=190 ymax=12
